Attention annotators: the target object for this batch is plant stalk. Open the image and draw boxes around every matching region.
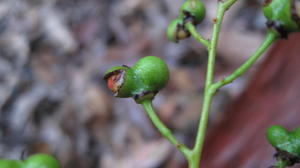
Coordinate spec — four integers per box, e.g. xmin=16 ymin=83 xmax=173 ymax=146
xmin=141 ymin=99 xmax=192 ymax=159
xmin=211 ymin=31 xmax=279 ymax=90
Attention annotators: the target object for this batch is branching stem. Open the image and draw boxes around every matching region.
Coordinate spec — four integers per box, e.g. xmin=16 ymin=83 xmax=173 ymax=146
xmin=140 ymin=1 xmax=278 ymax=168
xmin=189 ymin=3 xmax=231 ymax=167
xmin=211 ymin=31 xmax=279 ymax=91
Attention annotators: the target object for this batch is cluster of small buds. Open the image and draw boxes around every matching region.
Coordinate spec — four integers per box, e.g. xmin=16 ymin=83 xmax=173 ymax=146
xmin=166 ymin=0 xmax=206 ymax=43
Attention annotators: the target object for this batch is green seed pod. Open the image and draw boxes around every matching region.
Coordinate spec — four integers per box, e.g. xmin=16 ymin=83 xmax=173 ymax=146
xmin=104 ymin=56 xmax=169 ymax=103
xmin=104 ymin=66 xmax=136 ymax=98
xmin=267 ymin=125 xmax=300 ymax=165
xmin=166 ymin=18 xmax=190 ymax=43
xmin=23 ymin=154 xmax=61 ymax=168
xmin=180 ymin=0 xmax=206 ymax=25
xmin=0 ymin=160 xmax=23 ymax=168
xmin=263 ymin=0 xmax=300 ymax=37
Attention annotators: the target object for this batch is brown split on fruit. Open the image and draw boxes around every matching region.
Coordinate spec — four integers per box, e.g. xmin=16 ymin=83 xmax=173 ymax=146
xmin=266 ymin=20 xmax=289 ymax=38
xmin=182 ymin=11 xmax=192 ymax=19
xmin=274 ymin=149 xmax=300 ymax=167
xmin=133 ymin=91 xmax=158 ymax=102
xmin=104 ymin=70 xmax=125 ymax=95
xmin=263 ymin=0 xmax=273 ymax=6
xmin=182 ymin=11 xmax=197 ymax=25
xmin=176 ymin=24 xmax=190 ymax=42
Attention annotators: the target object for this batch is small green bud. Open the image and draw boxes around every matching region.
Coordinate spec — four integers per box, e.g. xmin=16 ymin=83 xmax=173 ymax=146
xmin=166 ymin=18 xmax=190 ymax=43
xmin=263 ymin=0 xmax=300 ymax=37
xmin=180 ymin=0 xmax=206 ymax=25
xmin=104 ymin=56 xmax=169 ymax=103
xmin=23 ymin=154 xmax=61 ymax=168
xmin=267 ymin=125 xmax=300 ymax=166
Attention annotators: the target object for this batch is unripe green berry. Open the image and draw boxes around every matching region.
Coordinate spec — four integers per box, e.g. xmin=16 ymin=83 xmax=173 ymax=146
xmin=267 ymin=125 xmax=300 ymax=165
xmin=166 ymin=18 xmax=190 ymax=43
xmin=133 ymin=56 xmax=169 ymax=93
xmin=104 ymin=56 xmax=169 ymax=103
xmin=23 ymin=154 xmax=61 ymax=168
xmin=263 ymin=0 xmax=300 ymax=37
xmin=0 ymin=160 xmax=23 ymax=168
xmin=180 ymin=0 xmax=206 ymax=25
xmin=267 ymin=125 xmax=290 ymax=150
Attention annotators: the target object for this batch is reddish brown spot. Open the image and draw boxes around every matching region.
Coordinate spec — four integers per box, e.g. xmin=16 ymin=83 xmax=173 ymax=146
xmin=213 ymin=18 xmax=218 ymax=23
xmin=107 ymin=73 xmax=122 ymax=93
xmin=263 ymin=0 xmax=272 ymax=6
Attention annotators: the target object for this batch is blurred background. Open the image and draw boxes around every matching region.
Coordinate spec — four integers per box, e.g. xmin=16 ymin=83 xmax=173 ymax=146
xmin=1 ymin=0 xmax=300 ymax=167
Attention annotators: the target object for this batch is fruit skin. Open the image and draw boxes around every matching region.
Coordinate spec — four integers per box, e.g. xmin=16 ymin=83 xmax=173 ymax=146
xmin=23 ymin=154 xmax=61 ymax=168
xmin=180 ymin=0 xmax=206 ymax=25
xmin=267 ymin=125 xmax=300 ymax=157
xmin=104 ymin=56 xmax=169 ymax=103
xmin=0 ymin=160 xmax=23 ymax=168
xmin=263 ymin=0 xmax=300 ymax=36
xmin=166 ymin=18 xmax=190 ymax=43
xmin=132 ymin=56 xmax=169 ymax=94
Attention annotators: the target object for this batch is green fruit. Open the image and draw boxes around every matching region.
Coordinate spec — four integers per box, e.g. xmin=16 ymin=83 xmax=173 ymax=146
xmin=267 ymin=125 xmax=300 ymax=166
xmin=104 ymin=56 xmax=169 ymax=103
xmin=133 ymin=56 xmax=169 ymax=93
xmin=23 ymin=154 xmax=61 ymax=168
xmin=180 ymin=0 xmax=206 ymax=25
xmin=263 ymin=0 xmax=300 ymax=36
xmin=166 ymin=18 xmax=190 ymax=43
xmin=0 ymin=160 xmax=23 ymax=168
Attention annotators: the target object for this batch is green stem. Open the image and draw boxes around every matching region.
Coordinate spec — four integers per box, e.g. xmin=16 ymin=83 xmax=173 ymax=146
xmin=185 ymin=22 xmax=210 ymax=48
xmin=141 ymin=99 xmax=192 ymax=159
xmin=191 ymin=3 xmax=225 ymax=163
xmin=189 ymin=1 xmax=239 ymax=167
xmin=140 ymin=1 xmax=276 ymax=168
xmin=211 ymin=31 xmax=279 ymax=91
xmin=223 ymin=0 xmax=238 ymax=11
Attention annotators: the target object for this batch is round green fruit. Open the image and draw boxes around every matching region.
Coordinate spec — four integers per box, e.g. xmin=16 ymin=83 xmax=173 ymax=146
xmin=180 ymin=0 xmax=206 ymax=25
xmin=263 ymin=0 xmax=300 ymax=36
xmin=133 ymin=56 xmax=169 ymax=93
xmin=267 ymin=125 xmax=300 ymax=157
xmin=23 ymin=154 xmax=61 ymax=168
xmin=0 ymin=160 xmax=23 ymax=168
xmin=104 ymin=56 xmax=169 ymax=103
